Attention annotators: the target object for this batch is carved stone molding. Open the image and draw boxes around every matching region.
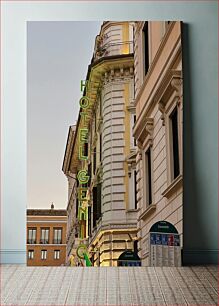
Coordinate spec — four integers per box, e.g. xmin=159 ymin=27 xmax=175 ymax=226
xmin=145 ymin=118 xmax=154 ymax=138
xmin=156 ymin=70 xmax=182 ymax=104
xmin=102 ymin=66 xmax=134 ymax=84
xmin=156 ymin=70 xmax=182 ymax=124
xmin=158 ymin=100 xmax=166 ymax=126
xmin=133 ymin=117 xmax=154 ymax=146
xmin=171 ymin=77 xmax=182 ymax=96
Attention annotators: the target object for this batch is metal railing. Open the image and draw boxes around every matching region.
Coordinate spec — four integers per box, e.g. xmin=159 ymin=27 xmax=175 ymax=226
xmin=27 ymin=239 xmax=36 ymax=244
xmin=53 ymin=239 xmax=62 ymax=244
xmin=40 ymin=239 xmax=49 ymax=244
xmin=94 ymin=40 xmax=134 ymax=60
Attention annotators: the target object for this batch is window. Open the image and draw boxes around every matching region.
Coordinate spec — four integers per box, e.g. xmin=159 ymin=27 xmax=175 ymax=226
xmin=41 ymin=250 xmax=47 ymax=260
xmin=83 ymin=142 xmax=88 ymax=158
xmin=133 ymin=115 xmax=137 ymax=147
xmin=88 ymin=206 xmax=91 ymax=236
xmin=27 ymin=228 xmax=36 ymax=244
xmin=40 ymin=228 xmax=49 ymax=244
xmin=28 ymin=250 xmax=34 ymax=260
xmin=170 ymin=107 xmax=180 ymax=180
xmin=134 ymin=170 xmax=137 ymax=209
xmin=97 ymin=183 xmax=102 ymax=220
xmin=145 ymin=147 xmax=152 ymax=205
xmin=92 ymin=183 xmax=102 ymax=229
xmin=53 ymin=228 xmax=62 ymax=244
xmin=143 ymin=22 xmax=149 ymax=75
xmin=128 ymin=169 xmax=138 ymax=210
xmin=54 ymin=250 xmax=60 ymax=260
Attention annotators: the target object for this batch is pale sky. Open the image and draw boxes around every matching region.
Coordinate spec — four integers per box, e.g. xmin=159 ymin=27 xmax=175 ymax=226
xmin=27 ymin=21 xmax=102 ymax=209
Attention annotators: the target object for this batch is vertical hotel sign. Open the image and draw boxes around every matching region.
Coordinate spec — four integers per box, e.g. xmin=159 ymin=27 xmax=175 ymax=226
xmin=76 ymin=80 xmax=91 ymax=233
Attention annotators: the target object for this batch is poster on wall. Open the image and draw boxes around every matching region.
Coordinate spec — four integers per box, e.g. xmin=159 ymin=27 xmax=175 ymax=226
xmin=149 ymin=221 xmax=181 ymax=267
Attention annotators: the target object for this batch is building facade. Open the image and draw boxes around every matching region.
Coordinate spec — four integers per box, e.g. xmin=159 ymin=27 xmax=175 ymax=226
xmin=133 ymin=21 xmax=183 ymax=266
xmin=26 ymin=206 xmax=67 ymax=266
xmin=63 ymin=21 xmax=139 ymax=266
xmin=62 ymin=125 xmax=84 ymax=265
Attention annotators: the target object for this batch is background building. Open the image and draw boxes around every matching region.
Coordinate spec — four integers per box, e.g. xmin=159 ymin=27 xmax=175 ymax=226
xmin=62 ymin=125 xmax=85 ymax=265
xmin=26 ymin=206 xmax=67 ymax=266
xmin=133 ymin=21 xmax=183 ymax=266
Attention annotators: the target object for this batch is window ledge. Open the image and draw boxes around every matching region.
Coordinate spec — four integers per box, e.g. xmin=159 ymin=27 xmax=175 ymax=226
xmin=162 ymin=174 xmax=183 ymax=198
xmin=126 ymin=208 xmax=139 ymax=213
xmin=138 ymin=204 xmax=156 ymax=221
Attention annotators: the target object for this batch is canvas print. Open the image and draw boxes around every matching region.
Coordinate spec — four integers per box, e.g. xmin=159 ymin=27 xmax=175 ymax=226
xmin=27 ymin=21 xmax=183 ymax=267
xmin=1 ymin=1 xmax=218 ymax=303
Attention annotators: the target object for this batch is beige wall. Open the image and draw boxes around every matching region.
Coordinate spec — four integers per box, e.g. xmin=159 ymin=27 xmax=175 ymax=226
xmin=133 ymin=21 xmax=183 ymax=266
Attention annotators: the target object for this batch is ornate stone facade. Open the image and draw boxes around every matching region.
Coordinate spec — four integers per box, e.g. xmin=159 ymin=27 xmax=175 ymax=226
xmin=133 ymin=21 xmax=183 ymax=266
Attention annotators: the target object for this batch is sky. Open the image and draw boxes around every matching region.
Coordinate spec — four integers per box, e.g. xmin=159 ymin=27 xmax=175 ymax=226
xmin=27 ymin=21 xmax=102 ymax=209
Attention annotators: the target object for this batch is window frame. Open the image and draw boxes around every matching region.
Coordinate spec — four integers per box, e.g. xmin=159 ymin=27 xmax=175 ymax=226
xmin=41 ymin=249 xmax=47 ymax=260
xmin=143 ymin=144 xmax=154 ymax=208
xmin=27 ymin=228 xmax=37 ymax=244
xmin=170 ymin=106 xmax=180 ymax=180
xmin=40 ymin=227 xmax=50 ymax=244
xmin=54 ymin=250 xmax=60 ymax=260
xmin=128 ymin=166 xmax=138 ymax=210
xmin=142 ymin=21 xmax=150 ymax=77
xmin=53 ymin=228 xmax=62 ymax=244
xmin=165 ymin=95 xmax=182 ymax=185
xmin=28 ymin=250 xmax=34 ymax=260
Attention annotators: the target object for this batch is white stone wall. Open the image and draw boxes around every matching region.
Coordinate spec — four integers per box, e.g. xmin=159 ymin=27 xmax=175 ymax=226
xmin=102 ymin=81 xmax=127 ymax=224
xmin=88 ymin=22 xmax=138 ymax=265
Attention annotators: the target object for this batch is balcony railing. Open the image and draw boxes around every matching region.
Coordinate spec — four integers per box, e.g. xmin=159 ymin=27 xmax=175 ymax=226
xmin=27 ymin=239 xmax=36 ymax=244
xmin=94 ymin=41 xmax=134 ymax=61
xmin=53 ymin=239 xmax=62 ymax=244
xmin=40 ymin=239 xmax=49 ymax=244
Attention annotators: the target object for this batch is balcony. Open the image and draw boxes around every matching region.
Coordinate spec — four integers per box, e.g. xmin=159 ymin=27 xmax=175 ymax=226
xmin=93 ymin=41 xmax=133 ymax=62
xmin=27 ymin=239 xmax=36 ymax=244
xmin=40 ymin=239 xmax=49 ymax=244
xmin=53 ymin=239 xmax=62 ymax=244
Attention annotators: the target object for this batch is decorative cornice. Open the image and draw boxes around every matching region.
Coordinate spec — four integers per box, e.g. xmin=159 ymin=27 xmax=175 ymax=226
xmin=156 ymin=70 xmax=182 ymax=125
xmin=133 ymin=117 xmax=154 ymax=146
xmin=102 ymin=66 xmax=134 ymax=84
xmin=155 ymin=70 xmax=182 ymax=104
xmin=27 ymin=209 xmax=67 ymax=216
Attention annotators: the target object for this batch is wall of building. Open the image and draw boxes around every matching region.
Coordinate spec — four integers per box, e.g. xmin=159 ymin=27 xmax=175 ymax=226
xmin=27 ymin=245 xmax=66 ymax=266
xmin=27 ymin=215 xmax=67 ymax=266
xmin=134 ymin=21 xmax=183 ymax=266
xmin=90 ymin=230 xmax=136 ymax=267
xmin=85 ymin=21 xmax=138 ymax=266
